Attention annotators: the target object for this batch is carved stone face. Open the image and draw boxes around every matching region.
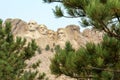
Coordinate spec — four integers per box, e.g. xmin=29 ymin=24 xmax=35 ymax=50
xmin=47 ymin=30 xmax=55 ymax=40
xmin=72 ymin=26 xmax=80 ymax=33
xmin=66 ymin=25 xmax=80 ymax=33
xmin=57 ymin=28 xmax=66 ymax=41
xmin=28 ymin=20 xmax=38 ymax=31
xmin=82 ymin=28 xmax=91 ymax=37
xmin=38 ymin=24 xmax=47 ymax=35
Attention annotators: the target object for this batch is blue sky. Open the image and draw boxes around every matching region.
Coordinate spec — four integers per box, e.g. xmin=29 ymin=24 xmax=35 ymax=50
xmin=0 ymin=0 xmax=81 ymax=31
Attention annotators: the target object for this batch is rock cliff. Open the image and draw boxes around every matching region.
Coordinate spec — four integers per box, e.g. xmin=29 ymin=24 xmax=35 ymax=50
xmin=5 ymin=18 xmax=104 ymax=49
xmin=4 ymin=18 xmax=104 ymax=80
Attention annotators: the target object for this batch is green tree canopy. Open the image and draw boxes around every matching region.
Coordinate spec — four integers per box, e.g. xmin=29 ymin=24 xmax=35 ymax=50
xmin=43 ymin=1 xmax=120 ymax=80
xmin=50 ymin=36 xmax=120 ymax=80
xmin=0 ymin=19 xmax=44 ymax=80
xmin=43 ymin=0 xmax=120 ymax=39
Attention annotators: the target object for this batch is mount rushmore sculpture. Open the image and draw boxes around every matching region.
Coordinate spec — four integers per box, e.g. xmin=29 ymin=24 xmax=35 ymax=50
xmin=5 ymin=18 xmax=104 ymax=49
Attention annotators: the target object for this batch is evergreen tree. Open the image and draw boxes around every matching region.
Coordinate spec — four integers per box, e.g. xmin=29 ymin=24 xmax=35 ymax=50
xmin=43 ymin=0 xmax=120 ymax=39
xmin=0 ymin=19 xmax=44 ymax=80
xmin=50 ymin=36 xmax=120 ymax=80
xmin=43 ymin=1 xmax=120 ymax=79
xmin=45 ymin=44 xmax=50 ymax=51
xmin=54 ymin=44 xmax=61 ymax=53
xmin=50 ymin=41 xmax=75 ymax=77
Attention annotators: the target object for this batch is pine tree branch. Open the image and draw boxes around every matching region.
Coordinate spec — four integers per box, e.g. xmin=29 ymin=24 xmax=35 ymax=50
xmin=113 ymin=9 xmax=120 ymax=23
xmin=63 ymin=15 xmax=81 ymax=18
xmin=89 ymin=66 xmax=120 ymax=73
xmin=50 ymin=1 xmax=63 ymax=3
xmin=72 ymin=75 xmax=94 ymax=80
xmin=107 ymin=20 xmax=118 ymax=24
xmin=64 ymin=1 xmax=85 ymax=11
xmin=43 ymin=0 xmax=63 ymax=3
xmin=100 ymin=21 xmax=120 ymax=39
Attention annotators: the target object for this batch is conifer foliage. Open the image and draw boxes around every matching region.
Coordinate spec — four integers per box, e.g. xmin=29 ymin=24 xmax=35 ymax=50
xmin=43 ymin=0 xmax=120 ymax=39
xmin=44 ymin=0 xmax=120 ymax=79
xmin=0 ymin=19 xmax=38 ymax=80
xmin=50 ymin=37 xmax=120 ymax=80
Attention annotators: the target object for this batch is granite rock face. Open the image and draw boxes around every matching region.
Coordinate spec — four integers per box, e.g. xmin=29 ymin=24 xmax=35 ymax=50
xmin=4 ymin=18 xmax=104 ymax=80
xmin=82 ymin=28 xmax=104 ymax=44
xmin=5 ymin=18 xmax=28 ymax=35
xmin=5 ymin=18 xmax=104 ymax=49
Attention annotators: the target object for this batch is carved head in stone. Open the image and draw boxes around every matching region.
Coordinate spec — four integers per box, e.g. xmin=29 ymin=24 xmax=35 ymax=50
xmin=57 ymin=28 xmax=66 ymax=41
xmin=72 ymin=26 xmax=80 ymax=33
xmin=66 ymin=25 xmax=80 ymax=33
xmin=38 ymin=24 xmax=47 ymax=35
xmin=82 ymin=28 xmax=91 ymax=37
xmin=47 ymin=30 xmax=56 ymax=40
xmin=28 ymin=20 xmax=38 ymax=31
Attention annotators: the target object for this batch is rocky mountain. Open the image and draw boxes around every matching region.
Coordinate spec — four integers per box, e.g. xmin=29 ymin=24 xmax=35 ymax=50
xmin=5 ymin=18 xmax=104 ymax=49
xmin=4 ymin=18 xmax=104 ymax=80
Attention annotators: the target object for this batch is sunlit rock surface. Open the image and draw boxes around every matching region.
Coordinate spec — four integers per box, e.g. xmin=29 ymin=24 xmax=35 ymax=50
xmin=5 ymin=18 xmax=104 ymax=80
